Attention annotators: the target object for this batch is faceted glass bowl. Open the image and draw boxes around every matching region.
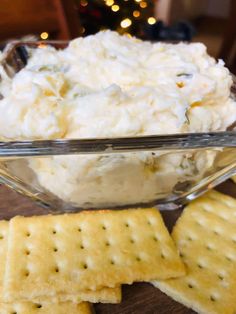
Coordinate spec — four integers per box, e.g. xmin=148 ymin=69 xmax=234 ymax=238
xmin=0 ymin=41 xmax=236 ymax=213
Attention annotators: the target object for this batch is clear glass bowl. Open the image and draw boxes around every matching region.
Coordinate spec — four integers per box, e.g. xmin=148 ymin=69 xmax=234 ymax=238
xmin=0 ymin=41 xmax=236 ymax=213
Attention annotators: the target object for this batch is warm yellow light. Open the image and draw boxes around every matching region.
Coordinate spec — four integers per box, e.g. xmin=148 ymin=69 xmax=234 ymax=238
xmin=81 ymin=0 xmax=88 ymax=6
xmin=124 ymin=32 xmax=132 ymax=38
xmin=40 ymin=32 xmax=49 ymax=40
xmin=147 ymin=17 xmax=156 ymax=25
xmin=133 ymin=10 xmax=140 ymax=18
xmin=120 ymin=18 xmax=132 ymax=28
xmin=106 ymin=0 xmax=114 ymax=6
xmin=135 ymin=0 xmax=142 ymax=2
xmin=140 ymin=1 xmax=147 ymax=8
xmin=111 ymin=4 xmax=120 ymax=11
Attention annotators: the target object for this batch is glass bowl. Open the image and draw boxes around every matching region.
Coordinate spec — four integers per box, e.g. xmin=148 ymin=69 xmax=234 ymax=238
xmin=0 ymin=41 xmax=236 ymax=213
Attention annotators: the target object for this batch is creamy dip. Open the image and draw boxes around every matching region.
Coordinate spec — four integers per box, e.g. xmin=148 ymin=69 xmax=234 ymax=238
xmin=0 ymin=31 xmax=235 ymax=207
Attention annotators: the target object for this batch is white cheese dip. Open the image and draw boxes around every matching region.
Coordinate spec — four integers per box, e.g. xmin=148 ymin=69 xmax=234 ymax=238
xmin=0 ymin=31 xmax=235 ymax=207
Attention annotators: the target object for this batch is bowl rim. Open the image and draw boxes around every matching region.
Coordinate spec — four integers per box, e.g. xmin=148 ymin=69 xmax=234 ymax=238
xmin=0 ymin=132 xmax=236 ymax=157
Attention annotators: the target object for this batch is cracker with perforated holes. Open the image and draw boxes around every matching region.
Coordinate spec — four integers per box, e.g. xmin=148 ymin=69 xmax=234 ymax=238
xmin=0 ymin=220 xmax=120 ymax=304
xmin=4 ymin=208 xmax=184 ymax=301
xmin=0 ymin=222 xmax=93 ymax=313
xmin=0 ymin=301 xmax=92 ymax=314
xmin=153 ymin=190 xmax=236 ymax=314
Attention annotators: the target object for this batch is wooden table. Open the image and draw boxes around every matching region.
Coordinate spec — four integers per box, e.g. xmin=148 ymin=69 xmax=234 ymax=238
xmin=0 ymin=181 xmax=235 ymax=314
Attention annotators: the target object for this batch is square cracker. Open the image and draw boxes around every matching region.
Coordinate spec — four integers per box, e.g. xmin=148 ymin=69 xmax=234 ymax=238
xmin=4 ymin=208 xmax=184 ymax=301
xmin=0 ymin=221 xmax=120 ymax=304
xmin=153 ymin=190 xmax=236 ymax=314
xmin=0 ymin=301 xmax=92 ymax=314
xmin=0 ymin=223 xmax=93 ymax=313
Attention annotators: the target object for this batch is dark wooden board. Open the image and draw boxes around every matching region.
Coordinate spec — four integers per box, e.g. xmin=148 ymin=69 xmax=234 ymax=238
xmin=0 ymin=181 xmax=235 ymax=314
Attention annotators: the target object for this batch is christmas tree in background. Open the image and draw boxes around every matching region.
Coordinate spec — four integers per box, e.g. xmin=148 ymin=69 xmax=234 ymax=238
xmin=77 ymin=0 xmax=156 ymax=38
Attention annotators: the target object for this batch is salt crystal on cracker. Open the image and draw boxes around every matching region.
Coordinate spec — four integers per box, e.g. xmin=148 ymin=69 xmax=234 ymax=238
xmin=153 ymin=190 xmax=236 ymax=314
xmin=4 ymin=208 xmax=184 ymax=301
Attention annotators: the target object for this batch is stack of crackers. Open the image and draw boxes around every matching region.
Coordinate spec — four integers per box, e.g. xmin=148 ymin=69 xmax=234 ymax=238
xmin=0 ymin=208 xmax=185 ymax=313
xmin=1 ymin=190 xmax=236 ymax=314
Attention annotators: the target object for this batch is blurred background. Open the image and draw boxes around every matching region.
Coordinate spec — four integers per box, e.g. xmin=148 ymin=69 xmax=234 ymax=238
xmin=0 ymin=0 xmax=235 ymax=73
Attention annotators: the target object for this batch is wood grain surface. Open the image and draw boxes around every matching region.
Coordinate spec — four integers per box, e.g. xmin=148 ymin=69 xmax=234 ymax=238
xmin=0 ymin=181 xmax=235 ymax=314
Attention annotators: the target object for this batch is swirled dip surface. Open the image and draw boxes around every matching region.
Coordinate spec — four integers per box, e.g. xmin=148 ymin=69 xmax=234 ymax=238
xmin=0 ymin=31 xmax=235 ymax=207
